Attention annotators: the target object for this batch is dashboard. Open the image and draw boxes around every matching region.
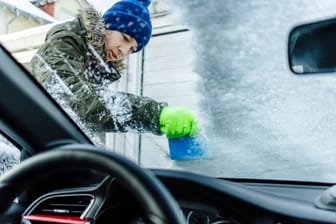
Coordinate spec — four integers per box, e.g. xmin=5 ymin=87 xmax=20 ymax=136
xmin=20 ymin=169 xmax=336 ymax=224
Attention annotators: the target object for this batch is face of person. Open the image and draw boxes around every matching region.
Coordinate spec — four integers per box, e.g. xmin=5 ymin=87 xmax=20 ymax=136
xmin=104 ymin=30 xmax=138 ymax=62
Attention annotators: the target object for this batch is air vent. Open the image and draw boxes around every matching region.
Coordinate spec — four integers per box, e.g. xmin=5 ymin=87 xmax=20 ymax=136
xmin=30 ymin=195 xmax=93 ymax=217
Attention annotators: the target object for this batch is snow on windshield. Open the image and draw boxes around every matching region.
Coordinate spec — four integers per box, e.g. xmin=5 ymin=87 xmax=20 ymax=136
xmin=166 ymin=0 xmax=336 ymax=182
xmin=17 ymin=0 xmax=336 ymax=182
xmin=0 ymin=136 xmax=20 ymax=174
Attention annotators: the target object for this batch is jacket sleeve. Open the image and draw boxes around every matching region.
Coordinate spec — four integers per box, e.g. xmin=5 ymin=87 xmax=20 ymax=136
xmin=103 ymin=92 xmax=168 ymax=135
xmin=29 ymin=30 xmax=167 ymax=135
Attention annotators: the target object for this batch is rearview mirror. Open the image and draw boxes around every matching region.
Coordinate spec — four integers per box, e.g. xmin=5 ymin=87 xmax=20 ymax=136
xmin=288 ymin=17 xmax=336 ymax=74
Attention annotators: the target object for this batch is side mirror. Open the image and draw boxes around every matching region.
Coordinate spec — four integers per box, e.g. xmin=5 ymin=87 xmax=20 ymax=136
xmin=288 ymin=17 xmax=336 ymax=74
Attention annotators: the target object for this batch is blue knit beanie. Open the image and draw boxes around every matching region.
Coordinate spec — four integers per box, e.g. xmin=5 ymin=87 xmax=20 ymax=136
xmin=102 ymin=0 xmax=152 ymax=52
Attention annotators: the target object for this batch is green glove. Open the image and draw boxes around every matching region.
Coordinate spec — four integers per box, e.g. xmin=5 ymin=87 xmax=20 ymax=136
xmin=159 ymin=107 xmax=198 ymax=139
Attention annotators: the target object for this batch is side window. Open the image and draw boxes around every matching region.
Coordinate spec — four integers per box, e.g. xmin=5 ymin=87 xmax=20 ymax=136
xmin=0 ymin=135 xmax=20 ymax=175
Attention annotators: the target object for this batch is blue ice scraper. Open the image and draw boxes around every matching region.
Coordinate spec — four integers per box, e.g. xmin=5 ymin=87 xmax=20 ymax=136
xmin=168 ymin=134 xmax=208 ymax=160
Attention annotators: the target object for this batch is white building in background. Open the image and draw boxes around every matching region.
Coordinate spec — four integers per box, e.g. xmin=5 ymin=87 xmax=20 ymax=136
xmin=0 ymin=0 xmax=203 ymax=167
xmin=0 ymin=0 xmax=83 ymax=35
xmin=0 ymin=0 xmax=55 ymax=34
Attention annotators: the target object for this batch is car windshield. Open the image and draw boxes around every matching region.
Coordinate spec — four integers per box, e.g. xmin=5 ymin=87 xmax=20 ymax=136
xmin=1 ymin=0 xmax=336 ymax=183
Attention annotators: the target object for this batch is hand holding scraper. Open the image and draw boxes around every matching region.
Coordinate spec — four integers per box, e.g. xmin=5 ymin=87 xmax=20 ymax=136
xmin=160 ymin=107 xmax=208 ymax=160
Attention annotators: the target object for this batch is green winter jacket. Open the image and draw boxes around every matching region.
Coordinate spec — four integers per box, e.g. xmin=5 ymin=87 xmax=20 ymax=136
xmin=29 ymin=6 xmax=166 ymax=135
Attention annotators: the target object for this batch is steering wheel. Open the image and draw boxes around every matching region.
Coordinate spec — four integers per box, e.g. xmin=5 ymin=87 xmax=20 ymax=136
xmin=0 ymin=144 xmax=186 ymax=224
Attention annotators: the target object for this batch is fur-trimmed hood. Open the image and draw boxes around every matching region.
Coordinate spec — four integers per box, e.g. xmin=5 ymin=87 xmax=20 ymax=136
xmin=79 ymin=5 xmax=125 ymax=73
